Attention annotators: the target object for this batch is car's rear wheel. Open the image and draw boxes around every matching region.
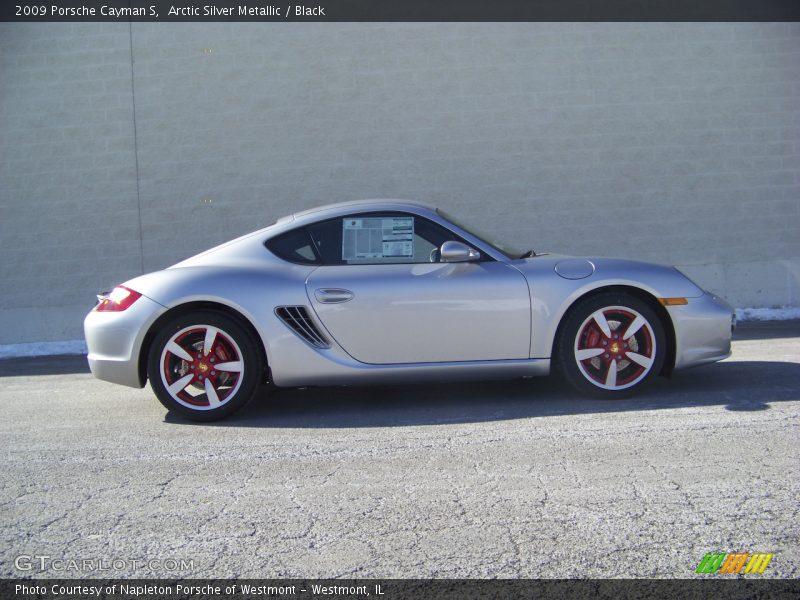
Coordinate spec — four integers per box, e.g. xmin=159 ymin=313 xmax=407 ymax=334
xmin=556 ymin=293 xmax=665 ymax=398
xmin=147 ymin=311 xmax=261 ymax=421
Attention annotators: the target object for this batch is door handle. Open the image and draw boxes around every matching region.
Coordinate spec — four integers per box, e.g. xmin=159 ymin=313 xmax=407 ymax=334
xmin=315 ymin=288 xmax=354 ymax=303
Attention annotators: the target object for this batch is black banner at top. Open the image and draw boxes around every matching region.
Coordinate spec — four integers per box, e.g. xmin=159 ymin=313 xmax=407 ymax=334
xmin=3 ymin=0 xmax=800 ymax=22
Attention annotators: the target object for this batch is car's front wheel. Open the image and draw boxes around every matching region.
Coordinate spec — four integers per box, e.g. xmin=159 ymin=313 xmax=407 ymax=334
xmin=556 ymin=293 xmax=666 ymax=398
xmin=147 ymin=311 xmax=261 ymax=421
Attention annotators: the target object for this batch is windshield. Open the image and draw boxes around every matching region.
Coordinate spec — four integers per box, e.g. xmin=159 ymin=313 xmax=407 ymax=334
xmin=437 ymin=209 xmax=526 ymax=259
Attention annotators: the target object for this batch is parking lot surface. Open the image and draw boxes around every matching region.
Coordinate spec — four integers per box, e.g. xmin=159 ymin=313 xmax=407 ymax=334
xmin=1 ymin=321 xmax=798 ymax=578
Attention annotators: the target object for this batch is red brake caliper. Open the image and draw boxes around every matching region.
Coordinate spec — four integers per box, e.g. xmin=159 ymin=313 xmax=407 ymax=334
xmin=586 ymin=328 xmax=601 ymax=349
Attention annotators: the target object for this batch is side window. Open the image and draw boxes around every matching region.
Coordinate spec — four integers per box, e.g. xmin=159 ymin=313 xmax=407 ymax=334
xmin=266 ymin=229 xmax=318 ymax=264
xmin=307 ymin=213 xmax=458 ymax=266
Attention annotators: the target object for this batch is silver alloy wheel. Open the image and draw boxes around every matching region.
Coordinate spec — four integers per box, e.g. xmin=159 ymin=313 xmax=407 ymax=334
xmin=573 ymin=305 xmax=657 ymax=391
xmin=159 ymin=324 xmax=245 ymax=411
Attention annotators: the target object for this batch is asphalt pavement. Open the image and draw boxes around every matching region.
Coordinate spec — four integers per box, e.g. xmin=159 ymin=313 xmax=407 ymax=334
xmin=0 ymin=322 xmax=798 ymax=578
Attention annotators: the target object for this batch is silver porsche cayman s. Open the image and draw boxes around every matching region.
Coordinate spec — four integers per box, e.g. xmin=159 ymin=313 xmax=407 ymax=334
xmin=84 ymin=200 xmax=734 ymax=421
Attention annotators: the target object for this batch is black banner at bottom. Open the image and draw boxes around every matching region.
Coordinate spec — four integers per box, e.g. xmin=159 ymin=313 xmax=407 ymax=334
xmin=2 ymin=579 xmax=800 ymax=600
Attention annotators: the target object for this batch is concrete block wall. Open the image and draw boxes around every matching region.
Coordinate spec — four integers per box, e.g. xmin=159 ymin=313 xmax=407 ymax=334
xmin=0 ymin=23 xmax=141 ymax=344
xmin=1 ymin=23 xmax=798 ymax=344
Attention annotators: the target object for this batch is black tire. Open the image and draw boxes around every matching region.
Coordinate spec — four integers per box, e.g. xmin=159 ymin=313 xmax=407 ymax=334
xmin=556 ymin=293 xmax=666 ymax=398
xmin=147 ymin=311 xmax=262 ymax=421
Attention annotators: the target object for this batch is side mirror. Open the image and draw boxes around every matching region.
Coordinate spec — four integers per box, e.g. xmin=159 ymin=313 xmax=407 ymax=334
xmin=440 ymin=240 xmax=480 ymax=263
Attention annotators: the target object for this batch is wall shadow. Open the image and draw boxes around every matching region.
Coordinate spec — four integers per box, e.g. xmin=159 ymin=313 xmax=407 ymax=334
xmin=164 ymin=360 xmax=800 ymax=429
xmin=0 ymin=354 xmax=89 ymax=377
xmin=734 ymin=320 xmax=800 ymax=341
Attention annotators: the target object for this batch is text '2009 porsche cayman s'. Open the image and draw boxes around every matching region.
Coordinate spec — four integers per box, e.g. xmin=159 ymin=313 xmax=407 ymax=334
xmin=85 ymin=200 xmax=734 ymax=421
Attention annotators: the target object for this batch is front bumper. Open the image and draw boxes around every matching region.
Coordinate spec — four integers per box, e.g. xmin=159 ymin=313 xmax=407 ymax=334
xmin=671 ymin=292 xmax=734 ymax=371
xmin=84 ymin=294 xmax=167 ymax=388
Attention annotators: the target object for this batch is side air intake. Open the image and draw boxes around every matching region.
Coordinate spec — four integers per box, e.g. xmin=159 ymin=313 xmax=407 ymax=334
xmin=275 ymin=306 xmax=331 ymax=349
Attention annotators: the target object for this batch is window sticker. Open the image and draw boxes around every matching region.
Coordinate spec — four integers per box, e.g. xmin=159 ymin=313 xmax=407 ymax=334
xmin=342 ymin=217 xmax=414 ymax=260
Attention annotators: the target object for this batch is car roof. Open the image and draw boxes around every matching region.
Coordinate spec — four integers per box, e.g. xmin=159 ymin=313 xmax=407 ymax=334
xmin=290 ymin=199 xmax=436 ymax=222
xmin=171 ymin=198 xmax=507 ymax=268
xmin=282 ymin=200 xmax=436 ymax=230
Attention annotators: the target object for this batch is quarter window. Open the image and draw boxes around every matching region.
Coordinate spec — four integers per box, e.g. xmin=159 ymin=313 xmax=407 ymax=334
xmin=265 ymin=228 xmax=318 ymax=264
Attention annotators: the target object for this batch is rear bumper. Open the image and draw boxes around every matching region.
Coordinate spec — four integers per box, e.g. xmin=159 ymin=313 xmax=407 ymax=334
xmin=671 ymin=292 xmax=734 ymax=371
xmin=84 ymin=295 xmax=166 ymax=388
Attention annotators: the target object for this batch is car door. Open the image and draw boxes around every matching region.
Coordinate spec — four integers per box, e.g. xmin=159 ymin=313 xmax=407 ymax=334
xmin=303 ymin=212 xmax=530 ymax=364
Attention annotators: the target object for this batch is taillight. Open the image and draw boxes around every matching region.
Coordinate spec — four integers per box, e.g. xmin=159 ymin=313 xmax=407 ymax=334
xmin=95 ymin=286 xmax=142 ymax=312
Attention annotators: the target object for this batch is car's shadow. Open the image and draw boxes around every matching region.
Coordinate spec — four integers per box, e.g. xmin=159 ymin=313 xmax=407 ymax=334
xmin=164 ymin=360 xmax=800 ymax=428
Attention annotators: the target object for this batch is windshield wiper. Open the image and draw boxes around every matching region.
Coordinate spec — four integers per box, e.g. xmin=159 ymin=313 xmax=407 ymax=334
xmin=519 ymin=249 xmax=536 ymax=258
